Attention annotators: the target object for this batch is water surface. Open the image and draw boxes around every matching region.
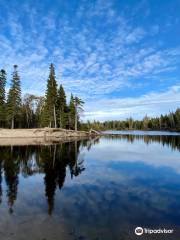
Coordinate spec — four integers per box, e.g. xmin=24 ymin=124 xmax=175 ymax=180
xmin=0 ymin=132 xmax=180 ymax=240
xmin=103 ymin=130 xmax=180 ymax=136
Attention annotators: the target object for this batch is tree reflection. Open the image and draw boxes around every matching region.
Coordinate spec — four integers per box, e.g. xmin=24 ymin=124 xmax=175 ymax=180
xmin=0 ymin=135 xmax=179 ymax=215
xmin=106 ymin=134 xmax=180 ymax=152
xmin=0 ymin=140 xmax=88 ymax=215
xmin=0 ymin=151 xmax=3 ymax=204
xmin=69 ymin=141 xmax=85 ymax=178
xmin=39 ymin=141 xmax=86 ymax=214
xmin=41 ymin=146 xmax=57 ymax=215
xmin=3 ymin=146 xmax=20 ymax=214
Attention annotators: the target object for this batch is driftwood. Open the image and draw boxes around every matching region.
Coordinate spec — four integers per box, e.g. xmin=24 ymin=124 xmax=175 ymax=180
xmin=89 ymin=128 xmax=101 ymax=135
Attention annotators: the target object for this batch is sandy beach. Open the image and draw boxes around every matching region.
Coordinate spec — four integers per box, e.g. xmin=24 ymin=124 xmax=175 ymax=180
xmin=0 ymin=128 xmax=90 ymax=145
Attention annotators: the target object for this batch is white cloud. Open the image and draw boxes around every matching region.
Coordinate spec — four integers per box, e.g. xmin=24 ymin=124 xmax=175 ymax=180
xmin=83 ymin=85 xmax=180 ymax=121
xmin=0 ymin=1 xmax=179 ymax=121
xmin=125 ymin=27 xmax=145 ymax=44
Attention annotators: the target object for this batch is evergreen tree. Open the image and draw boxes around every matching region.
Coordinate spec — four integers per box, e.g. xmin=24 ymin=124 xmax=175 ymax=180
xmin=68 ymin=94 xmax=75 ymax=129
xmin=43 ymin=64 xmax=58 ymax=128
xmin=74 ymin=96 xmax=84 ymax=131
xmin=174 ymin=108 xmax=180 ymax=130
xmin=57 ymin=84 xmax=67 ymax=128
xmin=6 ymin=65 xmax=21 ymax=129
xmin=0 ymin=69 xmax=6 ymax=127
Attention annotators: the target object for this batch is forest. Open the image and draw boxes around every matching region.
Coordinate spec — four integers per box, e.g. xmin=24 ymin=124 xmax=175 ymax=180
xmin=0 ymin=64 xmax=84 ymax=130
xmin=0 ymin=64 xmax=179 ymax=132
xmin=81 ymin=109 xmax=180 ymax=132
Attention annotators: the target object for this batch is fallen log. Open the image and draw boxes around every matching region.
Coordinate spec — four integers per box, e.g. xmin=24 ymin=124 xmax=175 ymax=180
xmin=89 ymin=128 xmax=102 ymax=135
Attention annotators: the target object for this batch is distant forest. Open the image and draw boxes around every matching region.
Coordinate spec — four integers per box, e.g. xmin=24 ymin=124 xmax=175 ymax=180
xmin=81 ymin=109 xmax=180 ymax=132
xmin=0 ymin=64 xmax=84 ymax=130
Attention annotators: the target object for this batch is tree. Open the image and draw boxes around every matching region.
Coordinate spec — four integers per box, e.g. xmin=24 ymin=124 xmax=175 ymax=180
xmin=74 ymin=96 xmax=84 ymax=131
xmin=0 ymin=69 xmax=6 ymax=127
xmin=168 ymin=111 xmax=175 ymax=128
xmin=35 ymin=96 xmax=46 ymax=127
xmin=21 ymin=94 xmax=38 ymax=128
xmin=174 ymin=108 xmax=180 ymax=130
xmin=43 ymin=64 xmax=58 ymax=128
xmin=68 ymin=94 xmax=75 ymax=129
xmin=127 ymin=117 xmax=133 ymax=130
xmin=6 ymin=65 xmax=21 ymax=129
xmin=142 ymin=115 xmax=149 ymax=130
xmin=57 ymin=85 xmax=67 ymax=128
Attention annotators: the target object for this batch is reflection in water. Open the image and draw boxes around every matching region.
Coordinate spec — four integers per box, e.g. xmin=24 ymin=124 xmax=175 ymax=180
xmin=0 ymin=134 xmax=179 ymax=240
xmin=3 ymin=146 xmax=20 ymax=214
xmin=106 ymin=134 xmax=180 ymax=151
xmin=0 ymin=156 xmax=2 ymax=204
xmin=0 ymin=138 xmax=100 ymax=215
xmin=0 ymin=141 xmax=80 ymax=215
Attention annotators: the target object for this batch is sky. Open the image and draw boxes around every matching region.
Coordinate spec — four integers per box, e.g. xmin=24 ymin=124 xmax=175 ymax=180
xmin=0 ymin=0 xmax=180 ymax=121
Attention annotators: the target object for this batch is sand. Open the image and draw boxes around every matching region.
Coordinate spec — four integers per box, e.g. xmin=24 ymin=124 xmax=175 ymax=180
xmin=0 ymin=128 xmax=90 ymax=146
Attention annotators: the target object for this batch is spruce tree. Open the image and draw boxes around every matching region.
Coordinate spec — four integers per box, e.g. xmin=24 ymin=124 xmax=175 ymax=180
xmin=57 ymin=84 xmax=67 ymax=128
xmin=0 ymin=69 xmax=6 ymax=127
xmin=6 ymin=65 xmax=21 ymax=129
xmin=74 ymin=96 xmax=84 ymax=131
xmin=68 ymin=94 xmax=75 ymax=129
xmin=44 ymin=64 xmax=58 ymax=128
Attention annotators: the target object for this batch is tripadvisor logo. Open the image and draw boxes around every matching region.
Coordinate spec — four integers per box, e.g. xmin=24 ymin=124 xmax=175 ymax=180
xmin=135 ymin=227 xmax=143 ymax=236
xmin=135 ymin=227 xmax=173 ymax=236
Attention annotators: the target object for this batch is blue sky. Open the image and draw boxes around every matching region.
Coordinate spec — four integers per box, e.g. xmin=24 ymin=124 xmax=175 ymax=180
xmin=0 ymin=0 xmax=180 ymax=121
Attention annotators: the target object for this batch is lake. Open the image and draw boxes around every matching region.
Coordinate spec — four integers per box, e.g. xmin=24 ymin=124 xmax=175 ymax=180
xmin=0 ymin=131 xmax=180 ymax=240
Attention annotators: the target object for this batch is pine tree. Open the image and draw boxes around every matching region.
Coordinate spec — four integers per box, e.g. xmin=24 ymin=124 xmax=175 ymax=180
xmin=43 ymin=64 xmax=58 ymax=128
xmin=57 ymin=84 xmax=67 ymax=128
xmin=0 ymin=69 xmax=6 ymax=127
xmin=174 ymin=108 xmax=180 ymax=130
xmin=68 ymin=94 xmax=75 ymax=129
xmin=74 ymin=96 xmax=84 ymax=131
xmin=6 ymin=65 xmax=21 ymax=129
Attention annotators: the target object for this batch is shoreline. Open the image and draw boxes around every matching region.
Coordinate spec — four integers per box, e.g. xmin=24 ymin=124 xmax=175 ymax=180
xmin=0 ymin=136 xmax=91 ymax=146
xmin=0 ymin=128 xmax=179 ymax=146
xmin=0 ymin=128 xmax=96 ymax=146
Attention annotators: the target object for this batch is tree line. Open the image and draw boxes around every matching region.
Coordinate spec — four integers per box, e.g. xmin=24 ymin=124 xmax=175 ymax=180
xmin=0 ymin=64 xmax=84 ymax=130
xmin=81 ymin=108 xmax=180 ymax=132
xmin=1 ymin=64 xmax=179 ymax=132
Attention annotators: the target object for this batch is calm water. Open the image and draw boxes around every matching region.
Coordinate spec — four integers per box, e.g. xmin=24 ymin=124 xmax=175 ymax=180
xmin=0 ymin=132 xmax=180 ymax=240
xmin=103 ymin=130 xmax=180 ymax=136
